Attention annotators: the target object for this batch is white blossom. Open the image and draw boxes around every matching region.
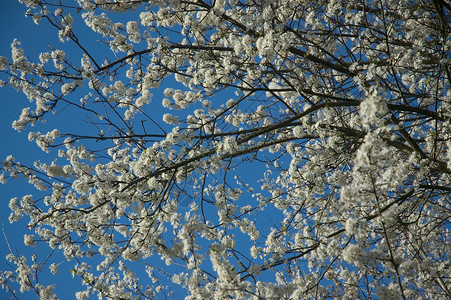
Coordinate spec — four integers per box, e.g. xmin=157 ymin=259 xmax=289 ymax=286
xmin=163 ymin=113 xmax=179 ymax=124
xmin=24 ymin=234 xmax=35 ymax=247
xmin=1 ymin=1 xmax=449 ymax=299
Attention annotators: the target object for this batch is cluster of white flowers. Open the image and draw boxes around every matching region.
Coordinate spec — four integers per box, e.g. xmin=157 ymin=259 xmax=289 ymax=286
xmin=359 ymin=89 xmax=389 ymax=129
xmin=0 ymin=56 xmax=9 ymax=70
xmin=50 ymin=49 xmax=65 ymax=70
xmin=58 ymin=13 xmax=74 ymax=41
xmin=1 ymin=0 xmax=450 ymax=299
xmin=214 ymin=136 xmax=238 ymax=154
xmin=27 ymin=129 xmax=60 ymax=152
xmin=163 ymin=88 xmax=199 ymax=110
xmin=12 ymin=108 xmax=32 ymax=132
xmin=162 ymin=113 xmax=179 ymax=124
xmin=126 ymin=21 xmax=141 ymax=43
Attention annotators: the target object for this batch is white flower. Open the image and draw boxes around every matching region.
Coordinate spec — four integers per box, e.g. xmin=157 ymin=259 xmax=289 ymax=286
xmin=342 ymin=244 xmax=365 ymax=264
xmin=24 ymin=234 xmax=35 ymax=247
xmin=38 ymin=284 xmax=57 ymax=300
xmin=12 ymin=107 xmax=32 ymax=132
xmin=61 ymin=83 xmax=74 ymax=95
xmin=49 ymin=263 xmax=58 ymax=275
xmin=75 ymin=291 xmax=90 ymax=300
xmin=114 ymin=80 xmax=126 ymax=93
xmin=0 ymin=56 xmax=9 ymax=70
xmin=376 ymin=285 xmax=399 ymax=300
xmin=122 ymin=247 xmax=139 ymax=261
xmin=162 ymin=98 xmax=172 ymax=108
xmin=47 ymin=163 xmax=67 ymax=178
xmin=345 ymin=218 xmax=358 ymax=235
xmin=359 ymin=89 xmax=388 ymax=128
xmin=163 ymin=113 xmax=179 ymax=124
xmin=126 ymin=21 xmax=141 ymax=43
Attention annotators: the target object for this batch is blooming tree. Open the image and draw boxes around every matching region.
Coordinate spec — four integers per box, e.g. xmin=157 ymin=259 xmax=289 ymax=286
xmin=1 ymin=0 xmax=450 ymax=299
